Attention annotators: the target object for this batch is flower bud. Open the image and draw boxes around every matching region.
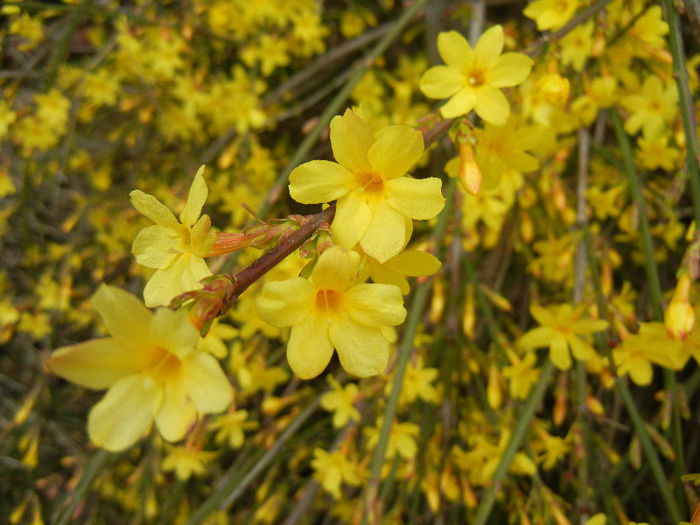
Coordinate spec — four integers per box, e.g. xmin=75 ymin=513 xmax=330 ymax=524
xmin=458 ymin=141 xmax=482 ymax=195
xmin=664 ymin=274 xmax=695 ymax=340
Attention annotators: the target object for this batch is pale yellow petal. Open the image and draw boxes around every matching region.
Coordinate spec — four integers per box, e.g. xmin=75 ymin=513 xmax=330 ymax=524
xmin=568 ymin=335 xmax=596 ymax=362
xmin=150 ymin=308 xmax=199 ymax=359
xmin=155 ymin=382 xmax=197 ymax=442
xmin=345 ymin=283 xmax=406 ymax=327
xmin=330 ymin=109 xmax=374 ymax=174
xmin=474 ymin=25 xmax=504 ymax=67
xmin=256 ymin=277 xmax=315 ymax=327
xmin=629 ymin=358 xmax=653 ymax=386
xmin=368 ymin=125 xmax=424 ymax=180
xmin=91 ymin=284 xmax=152 ymax=346
xmin=130 ymin=189 xmax=179 ymax=229
xmin=487 ymin=53 xmax=533 ymax=88
xmin=289 ymin=160 xmax=353 ymax=204
xmin=368 ymin=260 xmax=410 ymax=294
xmin=180 ymin=351 xmax=234 ymax=413
xmin=287 ymin=317 xmax=334 ymax=379
xmin=190 ymin=214 xmax=215 ymax=257
xmin=132 ymin=225 xmax=180 ymax=269
xmin=384 ymin=249 xmax=442 ymax=276
xmin=142 ymin=254 xmax=211 ymax=308
xmin=88 ymin=374 xmax=161 ymax=451
xmin=329 ymin=316 xmax=389 ymax=377
xmin=437 ymin=30 xmax=473 ymax=69
xmin=385 ymin=177 xmax=445 ymax=219
xmin=475 ymin=86 xmax=510 ymax=125
xmin=359 ymin=201 xmax=407 ymax=263
xmin=179 ymin=166 xmax=208 ymax=227
xmin=550 ymin=336 xmax=572 ymax=370
xmin=440 ymin=88 xmax=478 ymax=118
xmin=47 ymin=338 xmax=141 ymax=389
xmin=529 ymin=304 xmax=555 ymax=326
xmin=420 ymin=66 xmax=465 ymax=99
xmin=518 ymin=326 xmax=554 ymax=350
xmin=312 ymin=246 xmax=360 ymax=291
xmin=331 ymin=191 xmax=372 ymax=250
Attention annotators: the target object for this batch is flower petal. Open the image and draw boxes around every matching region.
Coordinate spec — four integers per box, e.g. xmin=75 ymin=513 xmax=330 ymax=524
xmin=143 ymin=254 xmax=211 ymax=308
xmin=150 ymin=308 xmax=199 ymax=359
xmin=330 ymin=109 xmax=374 ymax=174
xmin=289 ymin=160 xmax=353 ymax=204
xmin=155 ymin=382 xmax=197 ymax=442
xmin=367 ymin=125 xmax=424 ymax=180
xmin=345 ymin=283 xmax=406 ymax=327
xmin=180 ymin=351 xmax=234 ymax=413
xmin=568 ymin=335 xmax=596 ymax=362
xmin=287 ymin=317 xmax=334 ymax=379
xmin=331 ymin=191 xmax=372 ymax=250
xmin=88 ymin=374 xmax=161 ymax=451
xmin=257 ymin=277 xmax=315 ymax=327
xmin=329 ymin=316 xmax=389 ymax=377
xmin=132 ymin=225 xmax=180 ymax=269
xmin=384 ymin=249 xmax=442 ymax=277
xmin=385 ymin=177 xmax=445 ymax=220
xmin=419 ymin=66 xmax=465 ymax=99
xmin=550 ymin=336 xmax=572 ymax=370
xmin=47 ymin=338 xmax=141 ymax=389
xmin=475 ymin=86 xmax=510 ymax=125
xmin=311 ymin=246 xmax=360 ymax=291
xmin=130 ymin=189 xmax=179 ymax=229
xmin=91 ymin=284 xmax=152 ymax=347
xmin=518 ymin=326 xmax=554 ymax=350
xmin=437 ymin=30 xmax=473 ymax=70
xmin=179 ymin=166 xmax=208 ymax=227
xmin=487 ymin=53 xmax=533 ymax=88
xmin=440 ymin=88 xmax=478 ymax=118
xmin=474 ymin=25 xmax=504 ymax=67
xmin=359 ymin=201 xmax=407 ymax=264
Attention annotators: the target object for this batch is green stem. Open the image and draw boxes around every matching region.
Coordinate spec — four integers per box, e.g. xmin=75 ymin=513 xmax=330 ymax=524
xmin=611 ymin=108 xmax=685 ymax=518
xmin=472 ymin=359 xmax=555 ymax=525
xmin=363 ymin=178 xmax=457 ymax=524
xmin=664 ymin=0 xmax=700 ymax=227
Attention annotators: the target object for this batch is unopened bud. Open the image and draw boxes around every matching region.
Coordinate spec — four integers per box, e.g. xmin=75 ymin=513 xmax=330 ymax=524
xmin=664 ymin=274 xmax=695 ymax=340
xmin=171 ymin=274 xmax=237 ymax=335
xmin=458 ymin=141 xmax=482 ymax=195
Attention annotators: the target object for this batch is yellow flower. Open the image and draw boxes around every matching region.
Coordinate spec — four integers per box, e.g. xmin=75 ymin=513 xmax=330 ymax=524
xmin=289 ymin=109 xmax=444 ymax=263
xmin=524 ymin=0 xmax=580 ymax=30
xmin=419 ymin=26 xmax=533 ymax=124
xmin=311 ymin=448 xmax=362 ymax=500
xmin=161 ymin=445 xmax=218 ymax=480
xmin=130 ymin=166 xmax=216 ymax=307
xmin=365 ymin=418 xmax=420 ymax=460
xmin=46 ymin=285 xmax=233 ymax=451
xmin=622 ymin=75 xmax=678 ymax=140
xmin=518 ymin=303 xmax=608 ymax=370
xmin=256 ymin=246 xmax=406 ymax=378
xmin=209 ymin=409 xmax=258 ymax=449
xmin=320 ymin=376 xmax=361 ymax=428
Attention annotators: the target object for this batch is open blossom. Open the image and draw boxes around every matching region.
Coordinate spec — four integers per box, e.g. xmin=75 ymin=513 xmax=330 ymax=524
xmin=419 ymin=26 xmax=533 ymax=124
xmin=256 ymin=245 xmax=406 ymax=379
xmin=289 ymin=109 xmax=444 ymax=263
xmin=46 ymin=285 xmax=233 ymax=451
xmin=131 ymin=166 xmax=216 ymax=307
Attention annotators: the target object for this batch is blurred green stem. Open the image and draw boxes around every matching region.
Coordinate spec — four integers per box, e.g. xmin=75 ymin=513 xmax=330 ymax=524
xmin=611 ymin=108 xmax=685 ymax=520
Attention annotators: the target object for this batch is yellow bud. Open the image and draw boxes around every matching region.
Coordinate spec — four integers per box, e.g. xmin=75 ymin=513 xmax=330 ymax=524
xmin=585 ymin=394 xmax=604 ymax=416
xmin=462 ymin=285 xmax=475 ymax=338
xmin=487 ymin=364 xmax=502 ymax=409
xmin=458 ymin=141 xmax=482 ymax=195
xmin=664 ymin=274 xmax=695 ymax=340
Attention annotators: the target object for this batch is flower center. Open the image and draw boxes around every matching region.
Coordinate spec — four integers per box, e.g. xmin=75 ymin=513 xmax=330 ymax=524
xmin=143 ymin=346 xmax=182 ymax=383
xmin=315 ymin=289 xmax=344 ymax=319
xmin=355 ymin=171 xmax=384 ymax=195
xmin=467 ymin=69 xmax=486 ymax=87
